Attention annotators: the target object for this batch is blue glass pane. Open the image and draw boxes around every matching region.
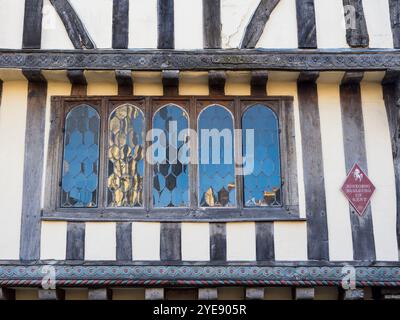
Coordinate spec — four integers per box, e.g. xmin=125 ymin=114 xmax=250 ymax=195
xmin=242 ymin=104 xmax=281 ymax=207
xmin=61 ymin=105 xmax=100 ymax=207
xmin=152 ymin=104 xmax=189 ymax=207
xmin=198 ymin=105 xmax=236 ymax=207
xmin=107 ymin=104 xmax=145 ymax=207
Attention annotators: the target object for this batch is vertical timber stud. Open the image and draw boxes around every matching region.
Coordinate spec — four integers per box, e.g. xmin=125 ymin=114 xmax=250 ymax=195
xmin=160 ymin=222 xmax=181 ymax=261
xmin=340 ymin=72 xmax=376 ymax=260
xmin=115 ymin=70 xmax=133 ymax=96
xmin=210 ymin=223 xmax=227 ymax=261
xmin=295 ymin=0 xmax=317 ymax=48
xmin=297 ymin=71 xmax=329 ymax=260
xmin=20 ymin=70 xmax=48 ymax=260
xmin=203 ymin=0 xmax=221 ymax=48
xmin=342 ymin=0 xmax=369 ymax=47
xmin=162 ymin=70 xmax=180 ymax=96
xmin=66 ymin=71 xmax=87 ymax=260
xmin=382 ymin=70 xmax=400 ymax=258
xmin=157 ymin=0 xmax=175 ymax=49
xmin=389 ymin=0 xmax=400 ymax=48
xmin=49 ymin=0 xmax=95 ymax=49
xmin=208 ymin=71 xmax=226 ymax=96
xmin=241 ymin=0 xmax=281 ymax=49
xmin=22 ymin=0 xmax=44 ymax=49
xmin=0 ymin=288 xmax=15 ymax=300
xmin=112 ymin=0 xmax=129 ymax=49
xmin=250 ymin=71 xmax=268 ymax=96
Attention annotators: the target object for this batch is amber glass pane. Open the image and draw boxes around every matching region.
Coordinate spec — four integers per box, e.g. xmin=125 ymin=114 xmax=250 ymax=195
xmin=152 ymin=104 xmax=189 ymax=207
xmin=107 ymin=104 xmax=145 ymax=207
xmin=242 ymin=104 xmax=281 ymax=207
xmin=61 ymin=105 xmax=100 ymax=207
xmin=198 ymin=105 xmax=236 ymax=207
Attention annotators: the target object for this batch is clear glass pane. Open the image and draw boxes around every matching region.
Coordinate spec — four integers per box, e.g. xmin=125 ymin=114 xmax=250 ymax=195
xmin=61 ymin=105 xmax=100 ymax=207
xmin=107 ymin=104 xmax=145 ymax=207
xmin=198 ymin=105 xmax=236 ymax=207
xmin=152 ymin=104 xmax=189 ymax=207
xmin=242 ymin=104 xmax=281 ymax=207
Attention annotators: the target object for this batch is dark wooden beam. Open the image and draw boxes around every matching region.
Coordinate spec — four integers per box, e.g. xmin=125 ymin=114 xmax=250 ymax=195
xmin=115 ymin=70 xmax=133 ymax=95
xmin=20 ymin=70 xmax=48 ymax=260
xmin=160 ymin=223 xmax=181 ymax=261
xmin=0 ymin=288 xmax=15 ymax=300
xmin=250 ymin=71 xmax=268 ymax=96
xmin=256 ymin=222 xmax=275 ymax=261
xmin=157 ymin=0 xmax=174 ymax=49
xmin=210 ymin=223 xmax=226 ymax=261
xmin=116 ymin=222 xmax=132 ymax=261
xmin=203 ymin=0 xmax=221 ymax=49
xmin=2 ymin=49 xmax=400 ymax=71
xmin=297 ymin=72 xmax=329 ymax=260
xmin=241 ymin=0 xmax=281 ymax=49
xmin=340 ymin=71 xmax=376 ymax=260
xmin=162 ymin=70 xmax=179 ymax=96
xmin=49 ymin=0 xmax=95 ymax=49
xmin=296 ymin=0 xmax=317 ymax=48
xmin=389 ymin=0 xmax=400 ymax=48
xmin=67 ymin=70 xmax=87 ymax=96
xmin=22 ymin=0 xmax=44 ymax=49
xmin=342 ymin=0 xmax=369 ymax=47
xmin=382 ymin=70 xmax=400 ymax=258
xmin=66 ymin=222 xmax=85 ymax=260
xmin=112 ymin=0 xmax=129 ymax=49
xmin=208 ymin=71 xmax=226 ymax=95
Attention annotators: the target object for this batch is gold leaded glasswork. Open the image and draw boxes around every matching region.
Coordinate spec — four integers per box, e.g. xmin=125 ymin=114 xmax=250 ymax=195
xmin=107 ymin=104 xmax=145 ymax=207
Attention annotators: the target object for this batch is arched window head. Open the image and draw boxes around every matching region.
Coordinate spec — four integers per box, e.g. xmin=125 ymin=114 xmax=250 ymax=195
xmin=198 ymin=105 xmax=236 ymax=207
xmin=242 ymin=104 xmax=281 ymax=207
xmin=61 ymin=105 xmax=100 ymax=207
xmin=152 ymin=104 xmax=189 ymax=207
xmin=107 ymin=104 xmax=145 ymax=207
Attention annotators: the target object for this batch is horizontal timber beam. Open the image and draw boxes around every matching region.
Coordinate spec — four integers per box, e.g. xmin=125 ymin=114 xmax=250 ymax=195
xmin=0 ymin=49 xmax=400 ymax=71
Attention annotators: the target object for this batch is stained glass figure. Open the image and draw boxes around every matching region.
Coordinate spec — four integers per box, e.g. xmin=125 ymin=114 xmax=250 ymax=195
xmin=242 ymin=104 xmax=281 ymax=207
xmin=61 ymin=105 xmax=100 ymax=207
xmin=198 ymin=105 xmax=236 ymax=207
xmin=107 ymin=104 xmax=145 ymax=207
xmin=152 ymin=104 xmax=189 ymax=207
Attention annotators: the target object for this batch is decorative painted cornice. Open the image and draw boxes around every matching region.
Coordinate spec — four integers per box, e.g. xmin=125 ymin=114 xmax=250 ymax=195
xmin=0 ymin=49 xmax=399 ymax=71
xmin=0 ymin=264 xmax=399 ymax=288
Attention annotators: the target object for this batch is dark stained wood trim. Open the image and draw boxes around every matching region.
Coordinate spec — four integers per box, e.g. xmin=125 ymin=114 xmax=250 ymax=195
xmin=241 ymin=0 xmax=281 ymax=49
xmin=208 ymin=71 xmax=226 ymax=95
xmin=296 ymin=0 xmax=317 ymax=49
xmin=0 ymin=288 xmax=15 ymax=300
xmin=66 ymin=222 xmax=85 ymax=260
xmin=340 ymin=72 xmax=376 ymax=260
xmin=20 ymin=70 xmax=48 ymax=260
xmin=162 ymin=70 xmax=179 ymax=96
xmin=297 ymin=72 xmax=329 ymax=260
xmin=342 ymin=0 xmax=369 ymax=48
xmin=157 ymin=0 xmax=174 ymax=49
xmin=203 ymin=0 xmax=221 ymax=49
xmin=112 ymin=0 xmax=129 ymax=49
xmin=256 ymin=222 xmax=275 ymax=261
xmin=22 ymin=0 xmax=44 ymax=49
xmin=389 ymin=0 xmax=400 ymax=48
xmin=115 ymin=70 xmax=133 ymax=95
xmin=381 ymin=71 xmax=400 ymax=258
xmin=49 ymin=0 xmax=95 ymax=49
xmin=160 ymin=222 xmax=181 ymax=261
xmin=250 ymin=71 xmax=268 ymax=96
xmin=210 ymin=223 xmax=227 ymax=261
xmin=67 ymin=70 xmax=87 ymax=96
xmin=2 ymin=49 xmax=400 ymax=71
xmin=116 ymin=222 xmax=132 ymax=261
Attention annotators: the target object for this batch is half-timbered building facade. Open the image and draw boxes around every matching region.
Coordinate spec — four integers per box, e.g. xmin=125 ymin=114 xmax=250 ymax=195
xmin=0 ymin=0 xmax=399 ymax=300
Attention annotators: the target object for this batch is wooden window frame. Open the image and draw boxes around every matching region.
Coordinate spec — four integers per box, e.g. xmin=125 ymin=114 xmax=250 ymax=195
xmin=42 ymin=95 xmax=302 ymax=222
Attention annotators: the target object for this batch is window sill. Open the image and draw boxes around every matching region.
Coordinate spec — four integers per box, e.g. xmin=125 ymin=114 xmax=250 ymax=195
xmin=41 ymin=207 xmax=304 ymax=223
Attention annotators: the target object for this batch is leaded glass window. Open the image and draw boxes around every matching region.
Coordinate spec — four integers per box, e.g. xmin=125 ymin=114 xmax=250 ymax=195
xmin=107 ymin=104 xmax=145 ymax=207
xmin=152 ymin=104 xmax=189 ymax=207
xmin=61 ymin=105 xmax=100 ymax=207
xmin=198 ymin=105 xmax=236 ymax=207
xmin=242 ymin=104 xmax=281 ymax=207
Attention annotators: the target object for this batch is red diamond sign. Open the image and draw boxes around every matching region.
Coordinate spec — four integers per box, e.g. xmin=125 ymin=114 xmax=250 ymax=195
xmin=341 ymin=163 xmax=375 ymax=216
